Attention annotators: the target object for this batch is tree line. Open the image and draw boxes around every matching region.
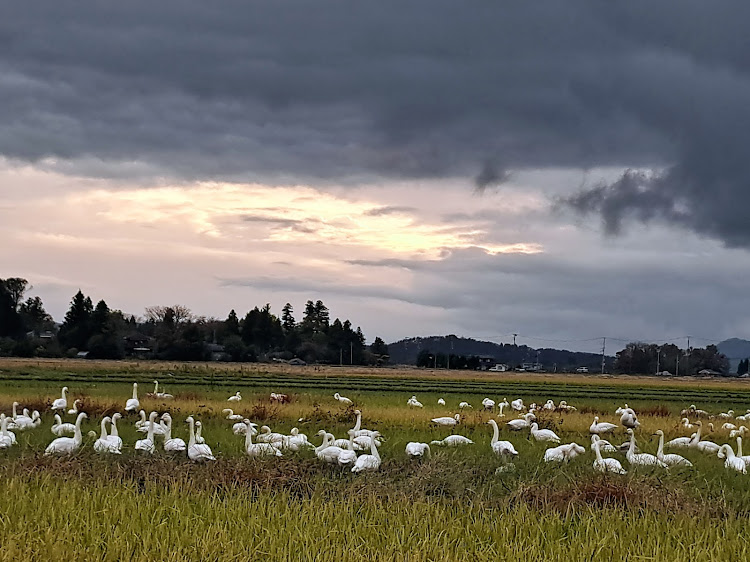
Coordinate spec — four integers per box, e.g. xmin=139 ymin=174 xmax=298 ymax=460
xmin=0 ymin=277 xmax=389 ymax=365
xmin=612 ymin=342 xmax=729 ymax=376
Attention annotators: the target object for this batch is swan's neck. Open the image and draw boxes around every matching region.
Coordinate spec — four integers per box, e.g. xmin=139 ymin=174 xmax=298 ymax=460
xmin=347 ymin=433 xmax=354 ymax=451
xmin=154 ymin=381 xmax=159 ymax=393
xmin=370 ymin=437 xmax=380 ymax=462
xmin=498 ymin=404 xmax=505 ymax=415
xmin=61 ymin=388 xmax=67 ymax=399
xmin=738 ymin=437 xmax=743 ymax=457
xmin=100 ymin=419 xmax=108 ymax=439
xmin=12 ymin=404 xmax=17 ymax=419
xmin=353 ymin=412 xmax=362 ymax=432
xmin=490 ymin=421 xmax=499 ymax=444
xmin=593 ymin=440 xmax=604 ymax=462
xmin=245 ymin=424 xmax=254 ymax=448
xmin=139 ymin=411 xmax=146 ymax=424
xmin=132 ymin=385 xmax=138 ymax=400
xmin=196 ymin=424 xmax=202 ymax=439
xmin=188 ymin=419 xmax=196 ymax=447
xmin=723 ymin=444 xmax=735 ymax=459
xmin=696 ymin=424 xmax=702 ymax=441
xmin=628 ymin=433 xmax=636 ymax=455
xmin=111 ymin=417 xmax=119 ymax=437
xmin=163 ymin=419 xmax=172 ymax=441
xmin=54 ymin=414 xmax=61 ymax=425
xmin=74 ymin=414 xmax=84 ymax=443
xmin=147 ymin=417 xmax=155 ymax=441
xmin=657 ymin=433 xmax=664 ymax=457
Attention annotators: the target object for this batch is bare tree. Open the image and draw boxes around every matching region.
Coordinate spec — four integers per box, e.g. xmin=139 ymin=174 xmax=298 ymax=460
xmin=144 ymin=305 xmax=193 ymax=324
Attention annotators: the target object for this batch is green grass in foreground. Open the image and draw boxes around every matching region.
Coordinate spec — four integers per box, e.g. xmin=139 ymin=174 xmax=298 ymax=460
xmin=0 ymin=476 xmax=747 ymax=562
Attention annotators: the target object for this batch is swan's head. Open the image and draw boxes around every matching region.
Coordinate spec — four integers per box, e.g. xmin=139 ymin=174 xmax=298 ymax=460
xmin=185 ymin=416 xmax=194 ymax=424
xmin=654 ymin=429 xmax=664 ymax=436
xmin=626 ymin=428 xmax=634 ymax=435
xmin=133 ymin=383 xmax=138 ymax=388
xmin=161 ymin=413 xmax=172 ymax=421
xmin=530 ymin=423 xmax=539 ymax=430
xmin=334 ymin=393 xmax=341 ymax=399
xmin=261 ymin=425 xmax=271 ymax=433
xmin=454 ymin=414 xmax=460 ymax=421
xmin=696 ymin=420 xmax=703 ymax=427
xmin=223 ymin=409 xmax=232 ymax=414
xmin=593 ymin=416 xmax=599 ymax=422
xmin=591 ymin=434 xmax=599 ymax=442
xmin=112 ymin=413 xmax=122 ymax=422
xmin=62 ymin=386 xmax=68 ymax=392
xmin=354 ymin=409 xmax=361 ymax=416
xmin=148 ymin=411 xmax=158 ymax=422
xmin=87 ymin=430 xmax=97 ymax=438
xmin=316 ymin=429 xmax=326 ymax=436
xmin=729 ymin=410 xmax=735 ymax=415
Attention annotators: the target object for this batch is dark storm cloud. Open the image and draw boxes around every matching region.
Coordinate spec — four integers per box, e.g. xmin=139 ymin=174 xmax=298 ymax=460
xmin=3 ymin=2 xmax=750 ymax=245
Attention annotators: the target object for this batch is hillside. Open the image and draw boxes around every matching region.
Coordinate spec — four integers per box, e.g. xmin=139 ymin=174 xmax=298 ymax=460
xmin=717 ymin=338 xmax=750 ymax=373
xmin=387 ymin=335 xmax=613 ymax=371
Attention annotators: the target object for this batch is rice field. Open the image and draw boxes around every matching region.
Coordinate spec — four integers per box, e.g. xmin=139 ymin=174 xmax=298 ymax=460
xmin=1 ymin=358 xmax=750 ymax=560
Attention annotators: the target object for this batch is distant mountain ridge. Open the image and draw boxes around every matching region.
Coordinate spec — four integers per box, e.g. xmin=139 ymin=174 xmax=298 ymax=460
xmin=717 ymin=338 xmax=750 ymax=372
xmin=386 ymin=335 xmax=612 ymax=371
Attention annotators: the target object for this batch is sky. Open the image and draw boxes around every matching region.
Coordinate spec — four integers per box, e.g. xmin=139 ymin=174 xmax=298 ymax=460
xmin=3 ymin=2 xmax=750 ymax=354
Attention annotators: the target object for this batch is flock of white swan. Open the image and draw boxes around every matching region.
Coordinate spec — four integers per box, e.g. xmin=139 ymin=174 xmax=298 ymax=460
xmin=1 ymin=383 xmax=749 ymax=476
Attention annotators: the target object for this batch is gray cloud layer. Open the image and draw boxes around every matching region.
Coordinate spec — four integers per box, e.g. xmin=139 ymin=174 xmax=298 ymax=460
xmin=2 ymin=2 xmax=750 ymax=245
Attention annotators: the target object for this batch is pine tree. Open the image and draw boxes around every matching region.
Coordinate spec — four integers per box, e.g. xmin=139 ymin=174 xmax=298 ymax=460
xmin=281 ymin=303 xmax=295 ymax=332
xmin=225 ymin=309 xmax=240 ymax=335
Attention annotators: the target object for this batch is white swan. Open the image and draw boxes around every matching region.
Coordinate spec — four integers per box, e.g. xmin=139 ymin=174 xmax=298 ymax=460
xmin=407 ymin=396 xmax=424 ymax=408
xmin=431 ymin=414 xmax=460 ymax=426
xmin=681 ymin=418 xmax=694 ymax=429
xmin=185 ymin=416 xmax=215 ymax=461
xmin=45 ymin=412 xmax=86 ymax=455
xmin=51 ymin=414 xmax=76 ymax=436
xmin=592 ymin=438 xmax=626 ymax=474
xmin=0 ymin=414 xmax=17 ymax=448
xmin=13 ymin=410 xmax=41 ymax=430
xmin=506 ymin=413 xmax=535 ymax=431
xmin=458 ymin=401 xmax=472 ymax=409
xmin=544 ymin=442 xmax=585 ymax=463
xmin=161 ymin=414 xmax=186 ymax=452
xmin=125 ymin=383 xmax=139 ymax=412
xmin=542 ymin=400 xmax=556 ymax=411
xmin=315 ymin=430 xmax=347 ymax=464
xmin=511 ymin=398 xmax=525 ymax=411
xmin=67 ymin=399 xmax=82 ymax=416
xmin=437 ymin=398 xmax=446 ymax=406
xmin=336 ymin=432 xmax=358 ymax=467
xmin=625 ymin=429 xmax=666 ymax=468
xmin=405 ymin=442 xmax=431 ymax=458
xmin=530 ymin=423 xmax=560 ymax=443
xmin=351 ymin=410 xmax=377 ymax=438
xmin=94 ymin=417 xmax=121 ymax=454
xmin=195 ymin=421 xmax=205 ymax=444
xmin=730 ymin=426 xmax=748 ymax=439
xmin=228 ymin=392 xmax=242 ymax=402
xmin=244 ymin=420 xmax=282 ymax=457
xmin=152 ymin=380 xmax=173 ymax=399
xmin=223 ymin=408 xmax=243 ymax=421
xmin=718 ymin=443 xmax=746 ymax=473
xmin=590 ymin=416 xmax=617 ymax=435
xmin=665 ymin=432 xmax=694 ymax=449
xmin=718 ymin=409 xmax=735 ymax=419
xmin=482 ymin=398 xmax=496 ymax=410
xmin=352 ymin=431 xmax=381 ymax=473
xmin=430 ymin=435 xmax=473 ymax=447
xmin=487 ymin=420 xmax=518 ymax=458
xmin=722 ymin=422 xmax=738 ymax=431
xmin=107 ymin=413 xmax=123 ymax=451
xmin=620 ymin=407 xmax=640 ymax=429
xmin=497 ymin=402 xmax=507 ymax=418
xmin=255 ymin=426 xmax=285 ymax=445
xmin=135 ymin=412 xmax=158 ymax=454
xmin=735 ymin=436 xmax=750 ymax=466
xmin=333 ymin=392 xmax=353 ymax=406
xmin=688 ymin=422 xmax=720 ymax=454
xmin=654 ymin=430 xmax=692 ymax=467
xmin=233 ymin=420 xmax=251 ymax=435
xmin=51 ymin=386 xmax=68 ymax=412
xmin=590 ymin=434 xmax=617 ymax=453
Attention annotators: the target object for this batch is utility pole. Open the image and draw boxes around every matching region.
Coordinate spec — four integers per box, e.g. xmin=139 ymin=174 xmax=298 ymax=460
xmin=350 ymin=342 xmax=353 ymax=365
xmin=513 ymin=333 xmax=518 ymax=346
xmin=686 ymin=336 xmax=690 ymax=376
xmin=601 ymin=337 xmax=606 ymax=374
xmin=656 ymin=346 xmax=660 ymax=375
xmin=676 ymin=353 xmax=680 ymax=377
xmin=340 ymin=348 xmax=343 ymax=366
